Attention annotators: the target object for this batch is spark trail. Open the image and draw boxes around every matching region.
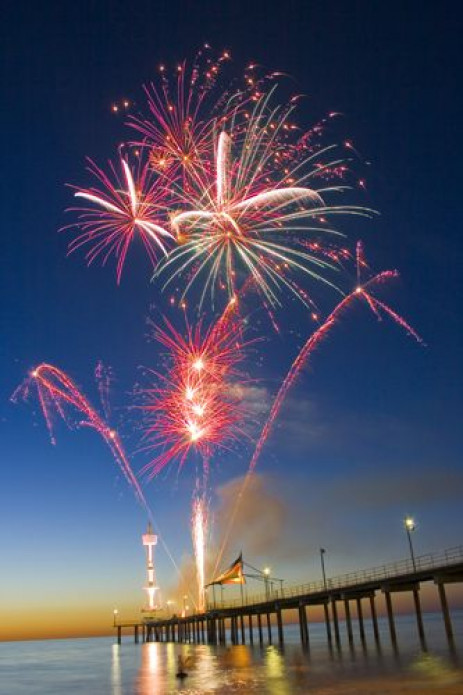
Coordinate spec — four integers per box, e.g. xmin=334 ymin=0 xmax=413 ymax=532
xmin=213 ymin=248 xmax=423 ymax=574
xmin=191 ymin=492 xmax=208 ymax=612
xmin=15 ymin=363 xmax=189 ymax=585
xmin=18 ymin=363 xmax=149 ymax=510
xmin=139 ymin=301 xmax=252 ymax=608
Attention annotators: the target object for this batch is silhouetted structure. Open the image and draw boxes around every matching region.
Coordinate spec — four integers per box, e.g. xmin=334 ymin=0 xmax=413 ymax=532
xmin=115 ymin=545 xmax=463 ymax=652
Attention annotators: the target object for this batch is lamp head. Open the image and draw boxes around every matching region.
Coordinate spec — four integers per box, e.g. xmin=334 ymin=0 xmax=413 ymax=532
xmin=404 ymin=516 xmax=416 ymax=532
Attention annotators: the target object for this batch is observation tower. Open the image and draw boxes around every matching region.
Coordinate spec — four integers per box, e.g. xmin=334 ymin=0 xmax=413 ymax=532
xmin=142 ymin=521 xmax=158 ymax=610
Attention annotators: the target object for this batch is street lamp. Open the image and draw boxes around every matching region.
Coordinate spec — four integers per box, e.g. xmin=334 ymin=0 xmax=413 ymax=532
xmin=183 ymin=595 xmax=189 ymax=617
xmin=263 ymin=567 xmax=271 ymax=600
xmin=166 ymin=600 xmax=175 ymax=615
xmin=404 ymin=516 xmax=417 ymax=571
xmin=113 ymin=609 xmax=118 ymax=627
xmin=320 ymin=548 xmax=327 ymax=590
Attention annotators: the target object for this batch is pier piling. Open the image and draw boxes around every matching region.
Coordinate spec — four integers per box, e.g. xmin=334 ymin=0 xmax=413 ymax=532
xmin=344 ymin=598 xmax=354 ymax=647
xmin=383 ymin=590 xmax=397 ymax=648
xmin=257 ymin=613 xmax=263 ymax=645
xmin=368 ymin=594 xmax=379 ymax=645
xmin=331 ymin=599 xmax=341 ymax=648
xmin=356 ymin=598 xmax=366 ymax=644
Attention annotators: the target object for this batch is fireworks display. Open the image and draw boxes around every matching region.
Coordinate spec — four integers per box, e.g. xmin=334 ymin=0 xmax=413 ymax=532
xmin=14 ymin=363 xmax=148 ymax=511
xmin=139 ymin=303 xmax=250 ymax=480
xmin=138 ymin=303 xmax=252 ymax=609
xmin=214 ymin=242 xmax=423 ymax=573
xmin=66 ymin=156 xmax=174 ymax=283
xmin=64 ymin=46 xmax=372 ymax=312
xmin=18 ymin=48 xmax=422 ymax=614
xmin=191 ymin=493 xmax=208 ymax=611
xmin=157 ymin=96 xmax=372 ymax=309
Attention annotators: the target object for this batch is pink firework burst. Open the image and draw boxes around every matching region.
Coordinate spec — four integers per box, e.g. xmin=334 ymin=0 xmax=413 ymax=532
xmin=64 ymin=156 xmax=174 ymax=283
xmin=139 ymin=304 xmax=252 ymax=480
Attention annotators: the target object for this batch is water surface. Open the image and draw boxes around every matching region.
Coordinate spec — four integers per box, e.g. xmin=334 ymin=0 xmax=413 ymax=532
xmin=1 ymin=612 xmax=462 ymax=694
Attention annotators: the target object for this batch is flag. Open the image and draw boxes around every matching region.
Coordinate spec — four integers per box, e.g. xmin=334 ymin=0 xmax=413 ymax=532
xmin=207 ymin=553 xmax=246 ymax=586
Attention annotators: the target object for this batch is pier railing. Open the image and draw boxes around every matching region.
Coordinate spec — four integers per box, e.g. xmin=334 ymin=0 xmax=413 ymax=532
xmin=206 ymin=544 xmax=463 ymax=611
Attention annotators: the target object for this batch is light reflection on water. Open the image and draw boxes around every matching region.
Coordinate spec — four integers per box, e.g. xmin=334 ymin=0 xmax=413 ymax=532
xmin=1 ymin=612 xmax=462 ymax=694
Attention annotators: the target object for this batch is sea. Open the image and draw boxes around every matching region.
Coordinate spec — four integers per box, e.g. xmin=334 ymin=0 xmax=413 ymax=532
xmin=1 ymin=611 xmax=462 ymax=694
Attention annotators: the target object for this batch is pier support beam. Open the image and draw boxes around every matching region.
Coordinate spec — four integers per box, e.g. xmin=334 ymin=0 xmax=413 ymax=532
xmin=276 ymin=607 xmax=284 ymax=645
xmin=248 ymin=615 xmax=254 ymax=644
xmin=240 ymin=614 xmax=245 ymax=644
xmin=356 ymin=598 xmax=366 ymax=645
xmin=134 ymin=625 xmax=139 ymax=644
xmin=266 ymin=613 xmax=272 ymax=643
xmin=412 ymin=587 xmax=426 ymax=649
xmin=257 ymin=613 xmax=263 ymax=645
xmin=331 ymin=599 xmax=341 ymax=648
xmin=298 ymin=604 xmax=309 ymax=648
xmin=437 ymin=581 xmax=455 ymax=648
xmin=344 ymin=599 xmax=354 ymax=646
xmin=369 ymin=595 xmax=380 ymax=645
xmin=384 ymin=590 xmax=397 ymax=648
xmin=323 ymin=602 xmax=333 ymax=646
xmin=231 ymin=616 xmax=237 ymax=644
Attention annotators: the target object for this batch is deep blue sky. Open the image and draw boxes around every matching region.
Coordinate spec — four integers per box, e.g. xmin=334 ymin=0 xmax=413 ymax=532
xmin=1 ymin=1 xmax=462 ymax=636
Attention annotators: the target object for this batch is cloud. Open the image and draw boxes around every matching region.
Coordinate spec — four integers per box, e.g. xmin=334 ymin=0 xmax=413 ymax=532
xmin=214 ymin=473 xmax=287 ymax=558
xmin=206 ymin=465 xmax=463 ymax=568
xmin=328 ymin=467 xmax=463 ymax=510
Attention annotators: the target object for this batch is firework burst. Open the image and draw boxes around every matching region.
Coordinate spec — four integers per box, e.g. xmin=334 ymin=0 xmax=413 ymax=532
xmin=156 ymin=91 xmax=373 ymax=309
xmin=128 ymin=47 xmax=233 ymax=183
xmin=139 ymin=304 xmax=252 ymax=480
xmin=65 ymin=156 xmax=174 ymax=283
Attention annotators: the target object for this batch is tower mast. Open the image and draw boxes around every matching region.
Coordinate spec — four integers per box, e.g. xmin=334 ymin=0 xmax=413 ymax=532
xmin=142 ymin=521 xmax=158 ymax=610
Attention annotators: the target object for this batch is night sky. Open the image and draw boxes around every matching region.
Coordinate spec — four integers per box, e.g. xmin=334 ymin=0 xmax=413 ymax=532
xmin=1 ymin=1 xmax=462 ymax=640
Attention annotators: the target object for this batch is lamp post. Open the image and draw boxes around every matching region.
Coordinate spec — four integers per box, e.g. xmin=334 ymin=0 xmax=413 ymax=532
xmin=404 ymin=516 xmax=417 ymax=571
xmin=320 ymin=548 xmax=327 ymax=590
xmin=263 ymin=567 xmax=271 ymax=600
xmin=183 ymin=595 xmax=189 ymax=617
xmin=113 ymin=609 xmax=118 ymax=627
xmin=166 ymin=600 xmax=175 ymax=615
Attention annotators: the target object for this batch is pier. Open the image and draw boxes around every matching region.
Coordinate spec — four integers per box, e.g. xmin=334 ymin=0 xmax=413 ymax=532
xmin=115 ymin=545 xmax=463 ymax=651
